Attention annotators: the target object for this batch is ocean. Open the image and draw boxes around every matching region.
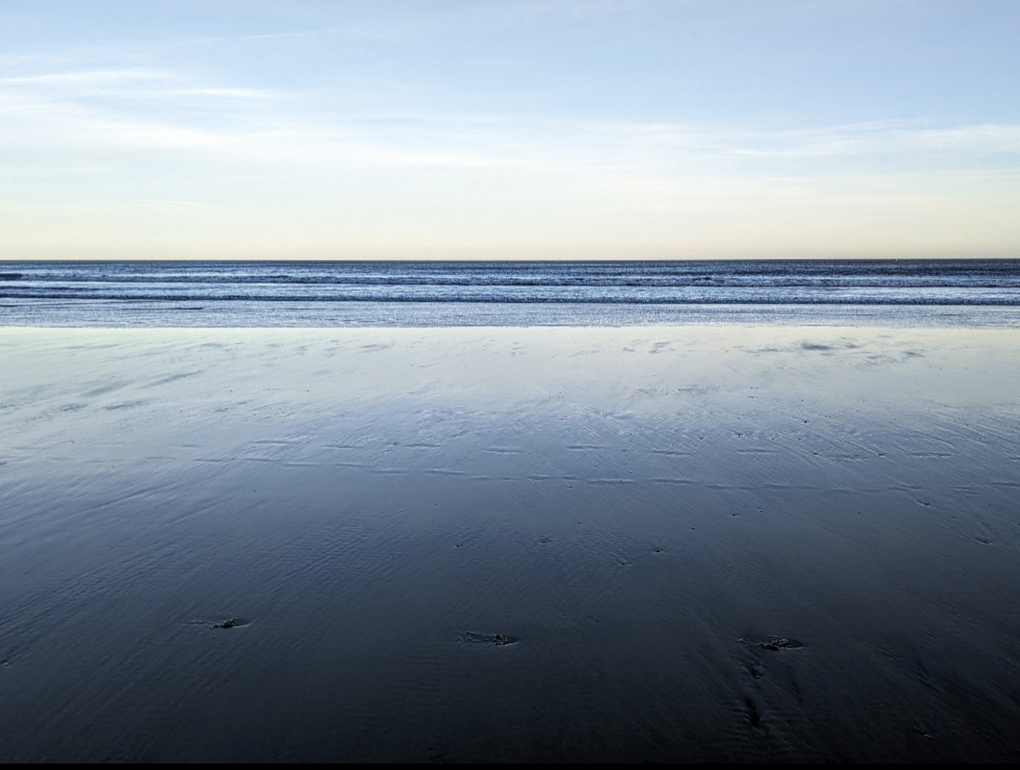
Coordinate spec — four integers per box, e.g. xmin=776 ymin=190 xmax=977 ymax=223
xmin=2 ymin=259 xmax=1020 ymax=326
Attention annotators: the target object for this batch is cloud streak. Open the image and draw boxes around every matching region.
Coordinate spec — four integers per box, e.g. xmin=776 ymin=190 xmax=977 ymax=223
xmin=3 ymin=64 xmax=1019 ymax=175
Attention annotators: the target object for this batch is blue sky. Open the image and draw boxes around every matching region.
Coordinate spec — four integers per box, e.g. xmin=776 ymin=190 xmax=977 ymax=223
xmin=2 ymin=0 xmax=1018 ymax=259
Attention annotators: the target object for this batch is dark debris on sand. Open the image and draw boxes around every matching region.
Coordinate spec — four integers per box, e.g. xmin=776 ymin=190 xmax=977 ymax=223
xmin=211 ymin=618 xmax=251 ymax=630
xmin=459 ymin=632 xmax=519 ymax=646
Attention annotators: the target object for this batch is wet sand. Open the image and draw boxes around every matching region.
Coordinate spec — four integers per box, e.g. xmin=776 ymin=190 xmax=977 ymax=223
xmin=1 ymin=326 xmax=1019 ymax=761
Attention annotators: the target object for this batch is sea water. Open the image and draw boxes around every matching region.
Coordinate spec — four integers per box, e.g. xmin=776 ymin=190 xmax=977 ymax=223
xmin=2 ymin=260 xmax=1019 ymax=327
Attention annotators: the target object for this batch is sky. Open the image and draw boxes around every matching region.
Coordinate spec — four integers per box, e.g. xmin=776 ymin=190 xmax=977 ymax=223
xmin=1 ymin=0 xmax=1018 ymax=261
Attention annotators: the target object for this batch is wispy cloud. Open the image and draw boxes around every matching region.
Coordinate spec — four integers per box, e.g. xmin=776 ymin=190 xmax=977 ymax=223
xmin=572 ymin=119 xmax=1020 ymax=163
xmin=0 ymin=68 xmax=163 ymax=86
xmin=178 ymin=22 xmax=403 ymax=48
xmin=3 ymin=62 xmax=1019 ymax=175
xmin=727 ymin=122 xmax=1020 ymax=158
xmin=0 ymin=67 xmax=279 ymax=102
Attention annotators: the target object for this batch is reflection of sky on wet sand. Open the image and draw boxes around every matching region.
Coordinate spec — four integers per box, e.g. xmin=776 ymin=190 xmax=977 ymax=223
xmin=2 ymin=326 xmax=1020 ymax=761
xmin=5 ymin=325 xmax=1020 ymax=414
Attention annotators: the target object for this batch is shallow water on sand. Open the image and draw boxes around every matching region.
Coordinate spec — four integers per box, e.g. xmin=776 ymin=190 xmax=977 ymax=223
xmin=1 ymin=327 xmax=1019 ymax=761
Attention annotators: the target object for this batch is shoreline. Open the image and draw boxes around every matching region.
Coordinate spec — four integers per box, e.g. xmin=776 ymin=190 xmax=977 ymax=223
xmin=4 ymin=301 xmax=1020 ymax=328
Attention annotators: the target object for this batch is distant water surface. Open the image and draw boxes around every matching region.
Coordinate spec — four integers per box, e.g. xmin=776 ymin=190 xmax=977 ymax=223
xmin=2 ymin=260 xmax=1019 ymax=327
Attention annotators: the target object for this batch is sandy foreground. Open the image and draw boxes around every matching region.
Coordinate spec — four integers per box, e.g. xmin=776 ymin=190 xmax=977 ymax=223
xmin=1 ymin=325 xmax=1019 ymax=761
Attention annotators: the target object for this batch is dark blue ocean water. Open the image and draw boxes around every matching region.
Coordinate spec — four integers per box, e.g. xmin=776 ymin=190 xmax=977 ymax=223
xmin=2 ymin=260 xmax=1019 ymax=326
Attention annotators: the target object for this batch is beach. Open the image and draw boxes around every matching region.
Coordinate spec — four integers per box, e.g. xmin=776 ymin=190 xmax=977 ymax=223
xmin=6 ymin=0 xmax=1020 ymax=758
xmin=1 ymin=324 xmax=1019 ymax=761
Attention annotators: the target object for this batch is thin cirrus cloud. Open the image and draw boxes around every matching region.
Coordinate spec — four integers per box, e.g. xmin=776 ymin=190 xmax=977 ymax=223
xmin=4 ymin=69 xmax=1017 ymax=171
xmin=1 ymin=1 xmax=1019 ymax=260
xmin=12 ymin=69 xmax=1010 ymax=158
